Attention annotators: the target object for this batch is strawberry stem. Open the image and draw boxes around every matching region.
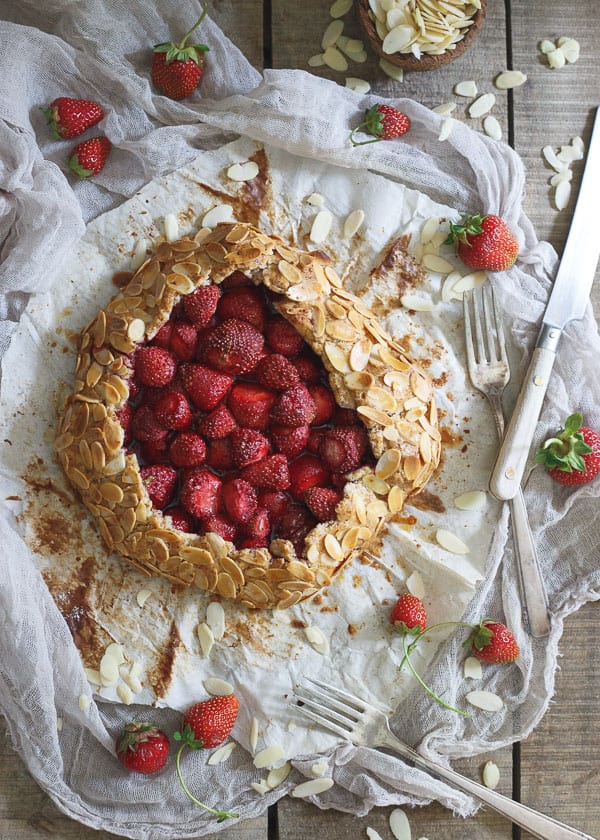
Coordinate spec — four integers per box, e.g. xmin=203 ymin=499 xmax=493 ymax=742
xmin=178 ymin=3 xmax=208 ymax=48
xmin=175 ymin=744 xmax=239 ymax=821
xmin=401 ymin=635 xmax=471 ymax=718
xmin=349 ymin=124 xmax=382 ymax=147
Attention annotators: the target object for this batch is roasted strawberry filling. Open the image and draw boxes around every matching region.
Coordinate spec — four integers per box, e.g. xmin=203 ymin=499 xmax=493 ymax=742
xmin=124 ymin=277 xmax=373 ymax=553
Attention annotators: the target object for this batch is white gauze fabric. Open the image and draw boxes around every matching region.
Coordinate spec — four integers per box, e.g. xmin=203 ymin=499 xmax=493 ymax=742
xmin=0 ymin=2 xmax=599 ymax=839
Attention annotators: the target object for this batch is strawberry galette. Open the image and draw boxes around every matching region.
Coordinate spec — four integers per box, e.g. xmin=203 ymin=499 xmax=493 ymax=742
xmin=55 ymin=222 xmax=441 ymax=609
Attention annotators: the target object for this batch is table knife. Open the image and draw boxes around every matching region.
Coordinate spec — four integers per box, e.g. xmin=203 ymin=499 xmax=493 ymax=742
xmin=490 ymin=106 xmax=600 ymax=500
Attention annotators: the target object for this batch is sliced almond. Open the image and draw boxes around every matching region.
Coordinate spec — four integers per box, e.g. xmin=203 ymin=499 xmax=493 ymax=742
xmin=84 ymin=667 xmax=102 ymax=686
xmin=382 ymin=24 xmax=416 ymax=54
xmin=468 ymin=93 xmax=496 ymax=118
xmin=454 ymin=80 xmax=478 ymax=97
xmin=322 ymin=45 xmax=348 ymax=71
xmin=483 ymin=760 xmax=500 ymax=789
xmin=208 ymin=741 xmax=237 ymax=765
xmin=542 ymin=144 xmax=564 ymax=172
xmin=250 ymin=717 xmax=259 ymax=752
xmin=379 ymin=58 xmax=404 ymax=81
xmin=422 ymin=253 xmax=454 ymax=274
xmin=79 ymin=694 xmax=90 ymax=711
xmin=204 ymin=677 xmax=234 ymax=695
xmin=452 ymin=271 xmax=486 ymax=293
xmin=308 ymin=54 xmax=326 ymax=67
xmin=539 ymin=39 xmax=555 ymax=54
xmin=198 ymin=622 xmax=215 ymax=657
xmin=254 ymin=744 xmax=285 ymax=769
xmin=305 ymin=625 xmax=330 ymax=655
xmin=389 ymin=807 xmax=411 ymax=840
xmin=419 ymin=216 xmax=441 ymax=244
xmin=117 ymin=683 xmax=134 ymax=705
xmin=291 ymin=777 xmax=334 ymax=798
xmin=250 ymin=780 xmax=270 ymax=795
xmin=306 ymin=192 xmax=325 ymax=206
xmin=202 ymin=204 xmax=234 ymax=228
xmin=267 ymin=762 xmax=292 ymax=788
xmin=310 ymin=209 xmax=333 ymax=244
xmin=325 ymin=341 xmax=350 ymax=372
xmin=375 ymin=448 xmax=402 ymax=480
xmin=330 ymin=0 xmax=353 ymax=17
xmin=558 ymin=37 xmax=580 ymax=63
xmin=163 ymin=213 xmax=179 ymax=243
xmin=432 ymin=102 xmax=456 ymax=117
xmin=436 ymin=528 xmax=469 ymax=554
xmin=400 ymin=293 xmax=434 ymax=312
xmin=322 ymin=19 xmax=344 ymax=49
xmin=206 ymin=601 xmax=226 ymax=640
xmin=441 ymin=271 xmax=463 ymax=302
xmin=555 ymin=180 xmax=571 ymax=211
xmin=546 ymin=47 xmax=566 ymax=69
xmin=131 ymin=238 xmax=150 ymax=271
xmin=406 ymin=570 xmax=425 ymax=599
xmin=343 ymin=209 xmax=365 ymax=238
xmin=366 ymin=829 xmax=385 ymax=840
xmin=311 ymin=760 xmax=328 ymax=777
xmin=494 ymin=70 xmax=527 ymax=90
xmin=345 ymin=77 xmax=370 ymax=94
xmin=463 ymin=655 xmax=483 ymax=680
xmin=455 ymin=490 xmax=487 ymax=510
xmin=227 ymin=161 xmax=259 ymax=182
xmin=483 ymin=115 xmax=502 ymax=140
xmin=387 ymin=485 xmax=404 ymax=513
xmin=438 ymin=117 xmax=455 ymax=142
xmin=466 ymin=690 xmax=504 ymax=712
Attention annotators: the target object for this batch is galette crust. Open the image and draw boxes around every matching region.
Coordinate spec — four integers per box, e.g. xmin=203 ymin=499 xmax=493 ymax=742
xmin=55 ymin=222 xmax=441 ymax=609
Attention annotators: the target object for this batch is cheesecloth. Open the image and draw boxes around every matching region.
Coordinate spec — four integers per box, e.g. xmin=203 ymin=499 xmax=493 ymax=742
xmin=0 ymin=1 xmax=599 ymax=837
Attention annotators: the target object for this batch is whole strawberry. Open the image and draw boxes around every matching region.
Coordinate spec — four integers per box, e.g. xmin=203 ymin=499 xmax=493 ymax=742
xmin=390 ymin=594 xmax=427 ymax=634
xmin=152 ymin=5 xmax=210 ymax=100
xmin=350 ymin=104 xmax=411 ymax=147
xmin=116 ymin=721 xmax=170 ymax=774
xmin=468 ymin=620 xmax=520 ymax=663
xmin=45 ymin=97 xmax=104 ymax=139
xmin=68 ymin=136 xmax=111 ymax=179
xmin=535 ymin=412 xmax=600 ymax=486
xmin=445 ymin=213 xmax=518 ymax=272
xmin=174 ymin=694 xmax=240 ymax=821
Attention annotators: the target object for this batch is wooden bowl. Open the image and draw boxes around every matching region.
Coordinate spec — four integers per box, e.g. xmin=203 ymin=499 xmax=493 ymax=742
xmin=357 ymin=0 xmax=487 ymax=71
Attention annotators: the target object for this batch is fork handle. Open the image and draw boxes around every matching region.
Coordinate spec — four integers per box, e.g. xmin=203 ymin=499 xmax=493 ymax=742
xmin=509 ymin=489 xmax=551 ymax=638
xmin=379 ymin=729 xmax=594 ymax=840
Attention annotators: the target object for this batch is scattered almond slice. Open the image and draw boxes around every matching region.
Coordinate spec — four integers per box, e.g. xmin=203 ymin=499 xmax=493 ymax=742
xmin=389 ymin=807 xmax=412 ymax=840
xmin=350 ymin=50 xmax=368 ymax=63
xmin=432 ymin=102 xmax=456 ymax=116
xmin=454 ymin=490 xmax=487 ymax=510
xmin=323 ymin=45 xmax=348 ymax=71
xmin=227 ymin=161 xmax=259 ymax=182
xmin=379 ymin=58 xmax=404 ymax=81
xmin=310 ymin=209 xmax=333 ymax=243
xmin=57 ymin=717 xmax=63 ymax=732
xmin=311 ymin=760 xmax=329 ymax=777
xmin=482 ymin=760 xmax=500 ymax=789
xmin=308 ymin=54 xmax=326 ymax=67
xmin=406 ymin=570 xmax=425 ymax=599
xmin=400 ymin=293 xmax=434 ymax=312
xmin=419 ymin=216 xmax=441 ymax=245
xmin=117 ymin=683 xmax=134 ymax=705
xmin=250 ymin=780 xmax=270 ymax=795
xmin=343 ymin=38 xmax=366 ymax=55
xmin=483 ymin=115 xmax=502 ymax=140
xmin=494 ymin=70 xmax=527 ymax=90
xmin=468 ymin=93 xmax=496 ymax=118
xmin=345 ymin=77 xmax=371 ymax=94
xmin=454 ymin=80 xmax=477 ymax=97
xmin=250 ymin=717 xmax=259 ymax=752
xmin=99 ymin=655 xmax=119 ymax=687
xmin=163 ymin=213 xmax=179 ymax=242
xmin=204 ymin=677 xmax=234 ymax=696
xmin=422 ymin=253 xmax=454 ymax=273
xmin=542 ymin=144 xmax=564 ymax=171
xmin=202 ymin=204 xmax=234 ymax=228
xmin=463 ymin=655 xmax=483 ymax=680
xmin=539 ymin=39 xmax=555 ymax=54
xmin=78 ymin=694 xmax=90 ymax=711
xmin=436 ymin=528 xmax=469 ymax=554
xmin=130 ymin=238 xmax=149 ymax=271
xmin=208 ymin=741 xmax=237 ymax=765
xmin=343 ymin=209 xmax=365 ymax=237
xmin=119 ymin=664 xmax=143 ymax=694
xmin=305 ymin=624 xmax=330 ymax=655
xmin=267 ymin=762 xmax=292 ymax=788
xmin=206 ymin=601 xmax=226 ymax=640
xmin=557 ymin=36 xmax=580 ymax=64
xmin=198 ymin=622 xmax=215 ymax=657
xmin=438 ymin=117 xmax=455 ymax=142
xmin=306 ymin=192 xmax=325 ymax=206
xmin=322 ymin=19 xmax=344 ymax=50
xmin=550 ymin=169 xmax=572 ymax=186
xmin=291 ymin=777 xmax=334 ymax=798
xmin=547 ymin=48 xmax=566 ymax=69
xmin=451 ymin=271 xmax=486 ymax=294
xmin=555 ymin=180 xmax=571 ymax=211
xmin=105 ymin=643 xmax=125 ymax=664
xmin=466 ymin=690 xmax=504 ymax=711
xmin=254 ymin=744 xmax=285 ymax=769
xmin=330 ymin=0 xmax=353 ymax=17
xmin=441 ymin=271 xmax=463 ymax=303
xmin=136 ymin=588 xmax=152 ymax=608
xmin=366 ymin=829 xmax=385 ymax=840
xmin=84 ymin=667 xmax=102 ymax=686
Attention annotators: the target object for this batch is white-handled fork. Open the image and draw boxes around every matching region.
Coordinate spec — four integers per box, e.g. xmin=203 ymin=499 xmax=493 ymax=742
xmin=293 ymin=676 xmax=595 ymax=840
xmin=463 ymin=286 xmax=551 ymax=638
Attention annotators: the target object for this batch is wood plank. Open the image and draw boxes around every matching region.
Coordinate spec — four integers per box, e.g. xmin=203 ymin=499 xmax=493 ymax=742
xmin=210 ymin=0 xmax=264 ymax=70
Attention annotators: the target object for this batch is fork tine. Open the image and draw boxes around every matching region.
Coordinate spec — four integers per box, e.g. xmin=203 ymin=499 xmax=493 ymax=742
xmin=294 ymin=689 xmax=358 ymax=729
xmin=462 ymin=291 xmax=477 ymax=375
xmin=490 ymin=286 xmax=509 ymax=369
xmin=301 ymin=675 xmax=369 ymax=712
xmin=297 ymin=681 xmax=363 ymax=720
xmin=290 ymin=701 xmax=353 ymax=740
xmin=471 ymin=286 xmax=487 ymax=362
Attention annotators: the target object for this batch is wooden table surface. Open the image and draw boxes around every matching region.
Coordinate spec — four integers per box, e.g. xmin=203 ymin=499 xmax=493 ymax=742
xmin=2 ymin=1 xmax=600 ymax=838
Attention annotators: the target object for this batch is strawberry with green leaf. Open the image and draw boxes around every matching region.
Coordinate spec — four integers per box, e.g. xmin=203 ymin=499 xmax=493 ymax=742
xmin=152 ymin=5 xmax=210 ymax=100
xmin=173 ymin=694 xmax=240 ymax=821
xmin=45 ymin=97 xmax=104 ymax=139
xmin=68 ymin=136 xmax=111 ymax=179
xmin=467 ymin=620 xmax=520 ymax=663
xmin=445 ymin=213 xmax=518 ymax=272
xmin=535 ymin=412 xmax=600 ymax=486
xmin=350 ymin=104 xmax=411 ymax=147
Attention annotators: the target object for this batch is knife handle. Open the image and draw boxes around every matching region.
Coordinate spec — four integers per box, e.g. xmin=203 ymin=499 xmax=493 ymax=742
xmin=490 ymin=326 xmax=561 ymax=500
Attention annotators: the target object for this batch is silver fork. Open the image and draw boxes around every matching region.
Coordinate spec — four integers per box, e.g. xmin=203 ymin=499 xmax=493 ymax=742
xmin=463 ymin=286 xmax=550 ymax=638
xmin=294 ymin=676 xmax=594 ymax=840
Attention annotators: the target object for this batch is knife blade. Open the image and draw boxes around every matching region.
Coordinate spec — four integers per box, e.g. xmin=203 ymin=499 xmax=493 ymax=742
xmin=490 ymin=105 xmax=600 ymax=500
